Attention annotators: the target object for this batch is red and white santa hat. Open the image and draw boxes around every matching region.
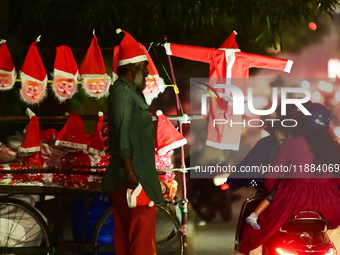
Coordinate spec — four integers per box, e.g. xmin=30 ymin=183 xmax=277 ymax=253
xmin=55 ymin=113 xmax=88 ymax=150
xmin=219 ymin=30 xmax=239 ymax=49
xmin=88 ymin=111 xmax=105 ymax=156
xmin=139 ymin=43 xmax=166 ymax=105
xmin=156 ymin=110 xmax=187 ymax=155
xmin=18 ymin=108 xmax=41 ymax=153
xmin=79 ymin=35 xmax=111 ymax=98
xmin=0 ymin=40 xmax=16 ymax=90
xmin=126 ymin=183 xmax=154 ymax=208
xmin=52 ymin=45 xmax=79 ymax=101
xmin=116 ymin=28 xmax=147 ymax=66
xmin=20 ymin=36 xmax=48 ymax=104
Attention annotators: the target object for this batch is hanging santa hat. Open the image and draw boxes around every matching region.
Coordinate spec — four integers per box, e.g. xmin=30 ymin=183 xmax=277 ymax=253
xmin=156 ymin=110 xmax=187 ymax=155
xmin=219 ymin=30 xmax=239 ymax=49
xmin=55 ymin=113 xmax=88 ymax=150
xmin=79 ymin=34 xmax=111 ymax=99
xmin=88 ymin=111 xmax=105 ymax=156
xmin=126 ymin=183 xmax=154 ymax=208
xmin=115 ymin=28 xmax=147 ymax=66
xmin=52 ymin=45 xmax=79 ymax=102
xmin=0 ymin=40 xmax=16 ymax=91
xmin=138 ymin=43 xmax=166 ymax=105
xmin=20 ymin=36 xmax=48 ymax=105
xmin=18 ymin=108 xmax=41 ymax=153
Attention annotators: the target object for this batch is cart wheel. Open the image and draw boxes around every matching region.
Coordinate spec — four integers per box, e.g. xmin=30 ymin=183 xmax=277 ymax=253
xmin=91 ymin=203 xmax=184 ymax=255
xmin=0 ymin=197 xmax=51 ymax=254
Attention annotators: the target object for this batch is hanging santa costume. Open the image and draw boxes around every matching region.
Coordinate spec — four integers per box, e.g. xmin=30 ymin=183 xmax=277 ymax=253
xmin=0 ymin=40 xmax=16 ymax=90
xmin=52 ymin=45 xmax=79 ymax=102
xmin=164 ymin=31 xmax=293 ymax=150
xmin=79 ymin=35 xmax=111 ymax=99
xmin=20 ymin=36 xmax=48 ymax=105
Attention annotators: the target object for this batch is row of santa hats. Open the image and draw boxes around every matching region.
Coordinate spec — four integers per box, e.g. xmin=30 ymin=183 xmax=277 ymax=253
xmin=17 ymin=108 xmax=187 ymax=157
xmin=0 ymin=29 xmax=166 ymax=104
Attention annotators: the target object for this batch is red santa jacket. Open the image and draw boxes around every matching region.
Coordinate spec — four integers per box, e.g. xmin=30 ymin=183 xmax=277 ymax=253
xmin=164 ymin=31 xmax=293 ymax=150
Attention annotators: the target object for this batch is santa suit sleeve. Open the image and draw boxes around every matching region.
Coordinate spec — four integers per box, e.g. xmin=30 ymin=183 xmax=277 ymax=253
xmin=164 ymin=43 xmax=213 ymax=63
xmin=236 ymin=52 xmax=293 ymax=74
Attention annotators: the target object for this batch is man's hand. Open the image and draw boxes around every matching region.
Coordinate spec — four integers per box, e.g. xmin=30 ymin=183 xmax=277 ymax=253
xmin=122 ymin=157 xmax=139 ymax=189
xmin=126 ymin=171 xmax=139 ymax=189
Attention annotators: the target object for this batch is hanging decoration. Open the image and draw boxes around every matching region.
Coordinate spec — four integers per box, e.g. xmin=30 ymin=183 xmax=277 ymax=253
xmin=156 ymin=110 xmax=187 ymax=155
xmin=52 ymin=45 xmax=79 ymax=102
xmin=20 ymin=36 xmax=48 ymax=105
xmin=0 ymin=40 xmax=16 ymax=91
xmin=164 ymin=31 xmax=293 ymax=151
xmin=139 ymin=43 xmax=166 ymax=105
xmin=79 ymin=33 xmax=111 ymax=99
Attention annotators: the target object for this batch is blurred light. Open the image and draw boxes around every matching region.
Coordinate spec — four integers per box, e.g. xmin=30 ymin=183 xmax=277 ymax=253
xmin=328 ymin=59 xmax=340 ymax=81
xmin=324 ymin=248 xmax=335 ymax=255
xmin=312 ymin=91 xmax=323 ymax=103
xmin=334 ymin=127 xmax=340 ymax=139
xmin=220 ymin=183 xmax=230 ymax=190
xmin=309 ymin=22 xmax=317 ymax=30
xmin=301 ymin=80 xmax=310 ymax=89
xmin=318 ymin=81 xmax=327 ymax=91
xmin=325 ymin=83 xmax=334 ymax=93
xmin=276 ymin=248 xmax=295 ymax=255
xmin=252 ymin=96 xmax=269 ymax=108
xmin=335 ymin=92 xmax=340 ymax=101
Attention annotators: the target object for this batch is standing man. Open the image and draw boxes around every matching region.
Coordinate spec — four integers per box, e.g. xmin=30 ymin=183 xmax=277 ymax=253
xmin=101 ymin=29 xmax=164 ymax=255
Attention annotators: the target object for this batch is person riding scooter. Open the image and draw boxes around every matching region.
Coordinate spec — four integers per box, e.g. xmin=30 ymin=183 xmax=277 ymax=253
xmin=239 ymin=103 xmax=340 ymax=255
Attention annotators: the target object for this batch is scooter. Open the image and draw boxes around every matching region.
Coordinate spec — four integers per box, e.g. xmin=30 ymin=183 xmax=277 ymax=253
xmin=234 ymin=179 xmax=337 ymax=255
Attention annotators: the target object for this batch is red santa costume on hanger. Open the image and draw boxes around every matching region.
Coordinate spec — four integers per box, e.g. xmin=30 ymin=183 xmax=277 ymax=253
xmin=164 ymin=31 xmax=293 ymax=150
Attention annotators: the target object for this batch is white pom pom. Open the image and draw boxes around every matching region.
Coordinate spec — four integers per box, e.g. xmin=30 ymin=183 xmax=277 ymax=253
xmin=116 ymin=28 xmax=122 ymax=34
xmin=65 ymin=112 xmax=70 ymax=116
xmin=233 ymin=30 xmax=238 ymax=35
xmin=98 ymin=111 xmax=103 ymax=117
xmin=156 ymin=110 xmax=163 ymax=116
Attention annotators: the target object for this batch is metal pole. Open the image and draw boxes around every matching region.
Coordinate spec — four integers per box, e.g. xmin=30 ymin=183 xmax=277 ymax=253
xmin=163 ymin=35 xmax=188 ymax=247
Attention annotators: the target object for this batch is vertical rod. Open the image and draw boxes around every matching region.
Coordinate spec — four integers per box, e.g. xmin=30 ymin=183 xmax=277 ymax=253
xmin=163 ymin=35 xmax=188 ymax=247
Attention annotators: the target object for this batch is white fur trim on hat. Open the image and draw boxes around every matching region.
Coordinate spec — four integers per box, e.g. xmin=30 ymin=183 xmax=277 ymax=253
xmin=157 ymin=137 xmax=187 ymax=156
xmin=126 ymin=183 xmax=154 ymax=208
xmin=118 ymin=55 xmax=148 ymax=66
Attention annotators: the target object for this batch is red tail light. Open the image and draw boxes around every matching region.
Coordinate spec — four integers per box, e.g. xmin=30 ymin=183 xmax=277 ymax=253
xmin=276 ymin=248 xmax=295 ymax=255
xmin=220 ymin=183 xmax=229 ymax=190
xmin=325 ymin=248 xmax=336 ymax=255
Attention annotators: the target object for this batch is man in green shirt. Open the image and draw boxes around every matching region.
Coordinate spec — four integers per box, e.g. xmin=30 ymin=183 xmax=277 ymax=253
xmin=101 ymin=29 xmax=164 ymax=255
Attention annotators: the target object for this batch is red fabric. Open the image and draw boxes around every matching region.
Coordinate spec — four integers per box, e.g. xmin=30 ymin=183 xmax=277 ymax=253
xmin=239 ymin=136 xmax=340 ymax=254
xmin=110 ymin=186 xmax=157 ymax=255
xmin=0 ymin=42 xmax=15 ymax=72
xmin=79 ymin=36 xmax=106 ymax=75
xmin=168 ymin=40 xmax=292 ymax=150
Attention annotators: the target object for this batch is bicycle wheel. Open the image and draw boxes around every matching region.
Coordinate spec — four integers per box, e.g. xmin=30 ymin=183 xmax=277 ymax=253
xmin=0 ymin=197 xmax=51 ymax=254
xmin=155 ymin=203 xmax=184 ymax=255
xmin=91 ymin=204 xmax=184 ymax=255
